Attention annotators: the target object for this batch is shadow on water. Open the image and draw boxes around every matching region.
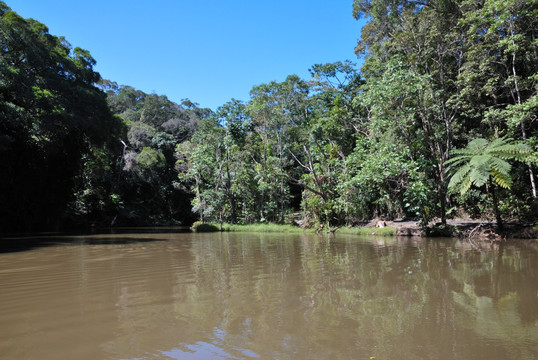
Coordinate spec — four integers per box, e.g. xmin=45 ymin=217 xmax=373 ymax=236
xmin=0 ymin=227 xmax=191 ymax=253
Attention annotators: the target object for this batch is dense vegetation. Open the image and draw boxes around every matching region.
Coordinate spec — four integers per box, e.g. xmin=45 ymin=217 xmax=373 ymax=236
xmin=1 ymin=0 xmax=537 ymax=232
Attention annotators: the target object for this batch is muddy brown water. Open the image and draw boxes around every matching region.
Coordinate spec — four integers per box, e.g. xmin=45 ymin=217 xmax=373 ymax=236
xmin=0 ymin=231 xmax=537 ymax=359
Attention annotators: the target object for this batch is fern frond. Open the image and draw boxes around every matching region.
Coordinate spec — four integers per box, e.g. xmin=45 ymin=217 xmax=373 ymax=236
xmin=460 ymin=176 xmax=472 ymax=195
xmin=489 ymin=157 xmax=511 ymax=175
xmin=469 ymin=163 xmax=489 ymax=188
xmin=449 ymin=148 xmax=474 ymax=156
xmin=491 ymin=168 xmax=512 ymax=189
xmin=448 ymin=163 xmax=471 ymax=189
xmin=491 ymin=142 xmax=532 ymax=161
xmin=445 ymin=155 xmax=470 ymax=172
xmin=446 ymin=136 xmax=532 ymax=196
xmin=486 ymin=136 xmax=510 ymax=150
xmin=469 ymin=155 xmax=490 ymax=169
xmin=467 ymin=138 xmax=488 ymax=153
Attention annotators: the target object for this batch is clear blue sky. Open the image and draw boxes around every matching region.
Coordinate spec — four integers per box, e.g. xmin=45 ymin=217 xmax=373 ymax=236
xmin=11 ymin=1 xmax=365 ymax=110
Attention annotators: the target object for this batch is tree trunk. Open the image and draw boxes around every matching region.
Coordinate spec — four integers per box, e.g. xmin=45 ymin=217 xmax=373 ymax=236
xmin=225 ymin=148 xmax=237 ymax=224
xmin=510 ymin=23 xmax=537 ymax=198
xmin=437 ymin=163 xmax=448 ymax=225
xmin=489 ymin=181 xmax=503 ymax=231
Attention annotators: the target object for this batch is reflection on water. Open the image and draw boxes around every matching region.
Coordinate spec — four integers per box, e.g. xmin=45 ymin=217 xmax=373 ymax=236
xmin=0 ymin=232 xmax=536 ymax=360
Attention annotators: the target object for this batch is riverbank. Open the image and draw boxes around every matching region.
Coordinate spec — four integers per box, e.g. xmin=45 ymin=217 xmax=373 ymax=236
xmin=389 ymin=219 xmax=538 ymax=240
xmin=348 ymin=219 xmax=538 ymax=240
xmin=191 ymin=220 xmax=538 ymax=240
xmin=192 ymin=222 xmax=397 ymax=236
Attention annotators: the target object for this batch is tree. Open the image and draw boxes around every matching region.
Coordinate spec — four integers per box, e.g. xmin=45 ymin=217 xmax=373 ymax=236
xmin=292 ymin=62 xmax=361 ymax=227
xmin=177 ymin=118 xmax=230 ymax=224
xmin=99 ymin=82 xmax=211 ymax=226
xmin=0 ymin=3 xmax=123 ymax=230
xmin=445 ymin=137 xmax=533 ymax=229
xmin=353 ymin=0 xmax=468 ymax=224
xmin=247 ymin=75 xmax=311 ymax=222
xmin=457 ymin=0 xmax=538 ymax=198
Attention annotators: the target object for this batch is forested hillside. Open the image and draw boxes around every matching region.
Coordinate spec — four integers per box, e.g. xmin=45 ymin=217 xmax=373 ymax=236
xmin=99 ymin=82 xmax=210 ymax=226
xmin=0 ymin=2 xmax=209 ymax=230
xmin=1 ymin=0 xmax=537 ymax=232
xmin=0 ymin=2 xmax=123 ymax=230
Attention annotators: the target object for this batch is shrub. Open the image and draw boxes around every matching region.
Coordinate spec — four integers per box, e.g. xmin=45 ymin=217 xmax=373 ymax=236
xmin=191 ymin=221 xmax=220 ymax=232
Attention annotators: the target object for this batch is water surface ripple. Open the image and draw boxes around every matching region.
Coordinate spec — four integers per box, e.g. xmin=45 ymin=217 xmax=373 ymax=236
xmin=0 ymin=232 xmax=537 ymax=359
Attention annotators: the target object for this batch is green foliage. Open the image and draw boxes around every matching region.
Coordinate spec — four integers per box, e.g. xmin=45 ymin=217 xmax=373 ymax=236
xmin=446 ymin=136 xmax=534 ymax=228
xmin=0 ymin=3 xmax=124 ymax=230
xmin=136 ymin=147 xmax=166 ymax=169
xmin=446 ymin=137 xmax=532 ymax=195
xmin=190 ymin=221 xmax=220 ymax=232
xmin=3 ymin=0 xmax=538 ymax=231
xmin=127 ymin=122 xmax=156 ymax=150
xmin=97 ymin=81 xmax=211 ymax=226
xmin=219 ymin=223 xmax=305 ymax=233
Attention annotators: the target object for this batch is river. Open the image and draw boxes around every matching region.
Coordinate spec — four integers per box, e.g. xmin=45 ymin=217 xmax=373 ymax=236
xmin=0 ymin=230 xmax=537 ymax=359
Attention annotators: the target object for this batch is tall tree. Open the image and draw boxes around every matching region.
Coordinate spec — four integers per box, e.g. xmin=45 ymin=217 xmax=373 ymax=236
xmin=247 ymin=75 xmax=310 ymax=222
xmin=457 ymin=0 xmax=538 ymax=198
xmin=0 ymin=3 xmax=123 ymax=230
xmin=103 ymin=84 xmax=209 ymax=225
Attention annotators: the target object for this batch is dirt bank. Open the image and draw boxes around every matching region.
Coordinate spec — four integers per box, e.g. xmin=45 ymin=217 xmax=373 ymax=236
xmin=368 ymin=219 xmax=538 ymax=240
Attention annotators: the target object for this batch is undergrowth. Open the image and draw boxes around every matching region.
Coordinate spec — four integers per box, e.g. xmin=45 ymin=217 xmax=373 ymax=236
xmin=192 ymin=221 xmax=397 ymax=236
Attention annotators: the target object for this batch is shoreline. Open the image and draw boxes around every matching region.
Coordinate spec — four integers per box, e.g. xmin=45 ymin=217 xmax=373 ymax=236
xmin=192 ymin=220 xmax=538 ymax=240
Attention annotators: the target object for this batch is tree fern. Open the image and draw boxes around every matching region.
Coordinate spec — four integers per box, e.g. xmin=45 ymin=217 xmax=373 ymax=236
xmin=445 ymin=136 xmax=532 ymax=229
xmin=445 ymin=136 xmax=531 ymax=195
